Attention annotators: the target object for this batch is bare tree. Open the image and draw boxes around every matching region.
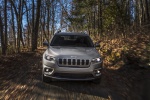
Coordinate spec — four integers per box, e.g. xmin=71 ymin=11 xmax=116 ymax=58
xmin=4 ymin=0 xmax=7 ymax=54
xmin=0 ymin=11 xmax=5 ymax=55
xmin=32 ymin=0 xmax=41 ymax=51
xmin=9 ymin=0 xmax=25 ymax=52
xmin=10 ymin=2 xmax=16 ymax=52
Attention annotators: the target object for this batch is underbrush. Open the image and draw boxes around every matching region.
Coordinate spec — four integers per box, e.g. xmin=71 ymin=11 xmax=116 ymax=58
xmin=97 ymin=33 xmax=150 ymax=69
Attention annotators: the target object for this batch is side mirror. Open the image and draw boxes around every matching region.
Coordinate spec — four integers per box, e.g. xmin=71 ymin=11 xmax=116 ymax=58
xmin=43 ymin=42 xmax=49 ymax=47
xmin=94 ymin=41 xmax=101 ymax=47
xmin=95 ymin=43 xmax=100 ymax=47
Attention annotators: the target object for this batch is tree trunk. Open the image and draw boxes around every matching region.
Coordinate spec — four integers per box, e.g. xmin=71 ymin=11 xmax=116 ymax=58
xmin=19 ymin=0 xmax=25 ymax=48
xmin=11 ymin=3 xmax=16 ymax=52
xmin=32 ymin=0 xmax=41 ymax=51
xmin=25 ymin=1 xmax=31 ymax=48
xmin=9 ymin=0 xmax=25 ymax=53
xmin=4 ymin=0 xmax=7 ymax=55
xmin=52 ymin=1 xmax=55 ymax=36
xmin=0 ymin=12 xmax=6 ymax=55
xmin=145 ymin=0 xmax=150 ymax=23
xmin=31 ymin=0 xmax=35 ymax=51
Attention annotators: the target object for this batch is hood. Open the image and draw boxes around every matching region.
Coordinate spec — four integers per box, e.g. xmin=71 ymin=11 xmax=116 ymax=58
xmin=47 ymin=46 xmax=100 ymax=59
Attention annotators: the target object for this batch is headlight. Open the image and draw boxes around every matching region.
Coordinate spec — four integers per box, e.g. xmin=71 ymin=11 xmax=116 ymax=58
xmin=92 ymin=57 xmax=102 ymax=63
xmin=45 ymin=54 xmax=55 ymax=61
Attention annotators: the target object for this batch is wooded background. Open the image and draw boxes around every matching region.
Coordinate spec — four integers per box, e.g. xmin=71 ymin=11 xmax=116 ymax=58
xmin=0 ymin=0 xmax=150 ymax=55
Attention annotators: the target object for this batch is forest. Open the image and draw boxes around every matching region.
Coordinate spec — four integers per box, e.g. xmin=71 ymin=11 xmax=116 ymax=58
xmin=0 ymin=0 xmax=150 ymax=100
xmin=0 ymin=0 xmax=149 ymax=53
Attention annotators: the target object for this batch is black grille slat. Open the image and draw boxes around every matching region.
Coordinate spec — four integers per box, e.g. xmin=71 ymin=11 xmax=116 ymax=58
xmin=59 ymin=59 xmax=62 ymax=64
xmin=86 ymin=60 xmax=89 ymax=65
xmin=72 ymin=59 xmax=76 ymax=65
xmin=77 ymin=59 xmax=80 ymax=65
xmin=68 ymin=59 xmax=71 ymax=65
xmin=64 ymin=59 xmax=67 ymax=65
xmin=82 ymin=60 xmax=84 ymax=65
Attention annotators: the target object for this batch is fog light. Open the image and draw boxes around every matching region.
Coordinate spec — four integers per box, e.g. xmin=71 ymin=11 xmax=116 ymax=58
xmin=44 ymin=68 xmax=53 ymax=72
xmin=97 ymin=70 xmax=100 ymax=74
xmin=46 ymin=69 xmax=49 ymax=72
xmin=94 ymin=68 xmax=101 ymax=76
xmin=44 ymin=68 xmax=54 ymax=75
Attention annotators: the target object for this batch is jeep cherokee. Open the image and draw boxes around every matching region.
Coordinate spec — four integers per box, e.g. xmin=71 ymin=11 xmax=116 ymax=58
xmin=42 ymin=32 xmax=103 ymax=83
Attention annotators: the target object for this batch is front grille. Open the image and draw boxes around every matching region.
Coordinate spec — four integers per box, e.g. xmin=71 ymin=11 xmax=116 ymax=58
xmin=57 ymin=58 xmax=90 ymax=67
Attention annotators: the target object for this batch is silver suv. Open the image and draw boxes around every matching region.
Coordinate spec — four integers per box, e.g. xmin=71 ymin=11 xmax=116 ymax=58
xmin=42 ymin=32 xmax=103 ymax=83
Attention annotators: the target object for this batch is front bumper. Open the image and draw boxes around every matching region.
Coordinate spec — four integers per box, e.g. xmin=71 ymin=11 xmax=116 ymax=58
xmin=42 ymin=60 xmax=103 ymax=81
xmin=44 ymin=72 xmax=98 ymax=81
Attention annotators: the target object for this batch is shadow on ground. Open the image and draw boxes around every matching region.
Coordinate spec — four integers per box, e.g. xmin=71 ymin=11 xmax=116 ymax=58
xmin=0 ymin=52 xmax=150 ymax=100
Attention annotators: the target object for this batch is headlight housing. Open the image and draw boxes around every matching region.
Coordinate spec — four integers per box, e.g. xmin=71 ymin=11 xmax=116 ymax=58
xmin=45 ymin=54 xmax=55 ymax=61
xmin=92 ymin=57 xmax=102 ymax=63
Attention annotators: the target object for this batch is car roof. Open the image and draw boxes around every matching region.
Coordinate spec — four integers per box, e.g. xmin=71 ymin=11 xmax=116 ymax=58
xmin=54 ymin=32 xmax=89 ymax=36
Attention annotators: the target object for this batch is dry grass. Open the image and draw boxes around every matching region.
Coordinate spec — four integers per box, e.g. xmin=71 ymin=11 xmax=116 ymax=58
xmin=96 ymin=33 xmax=150 ymax=69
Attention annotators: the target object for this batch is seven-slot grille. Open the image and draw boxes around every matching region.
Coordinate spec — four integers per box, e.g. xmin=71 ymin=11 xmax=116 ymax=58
xmin=58 ymin=58 xmax=90 ymax=67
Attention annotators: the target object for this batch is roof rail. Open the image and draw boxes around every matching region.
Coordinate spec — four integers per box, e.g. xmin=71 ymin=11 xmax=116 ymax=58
xmin=80 ymin=31 xmax=88 ymax=34
xmin=54 ymin=30 xmax=61 ymax=34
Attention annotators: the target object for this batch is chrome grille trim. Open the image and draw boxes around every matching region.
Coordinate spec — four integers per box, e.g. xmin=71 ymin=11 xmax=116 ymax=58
xmin=57 ymin=58 xmax=90 ymax=67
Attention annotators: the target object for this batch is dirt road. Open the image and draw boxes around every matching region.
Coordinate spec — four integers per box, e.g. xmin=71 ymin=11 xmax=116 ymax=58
xmin=0 ymin=52 xmax=149 ymax=100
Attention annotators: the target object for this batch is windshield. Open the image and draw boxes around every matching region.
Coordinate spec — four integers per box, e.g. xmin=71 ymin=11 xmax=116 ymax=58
xmin=50 ymin=35 xmax=94 ymax=47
